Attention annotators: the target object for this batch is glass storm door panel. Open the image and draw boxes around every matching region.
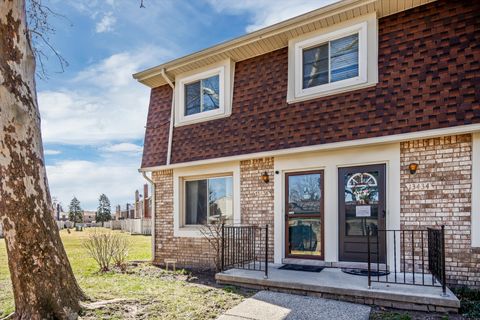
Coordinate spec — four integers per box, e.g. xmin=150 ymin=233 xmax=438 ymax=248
xmin=285 ymin=171 xmax=324 ymax=260
xmin=338 ymin=164 xmax=386 ymax=263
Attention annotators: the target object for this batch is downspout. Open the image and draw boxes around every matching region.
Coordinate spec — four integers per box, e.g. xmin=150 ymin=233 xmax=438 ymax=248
xmin=142 ymin=171 xmax=156 ymax=261
xmin=142 ymin=69 xmax=175 ymax=263
xmin=161 ymin=68 xmax=175 ymax=165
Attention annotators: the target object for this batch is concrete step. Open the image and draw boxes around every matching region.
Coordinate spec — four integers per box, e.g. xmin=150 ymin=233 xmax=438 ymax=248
xmin=216 ymin=266 xmax=460 ymax=313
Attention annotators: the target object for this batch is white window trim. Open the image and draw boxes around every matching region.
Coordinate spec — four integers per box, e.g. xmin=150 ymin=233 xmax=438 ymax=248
xmin=173 ymin=162 xmax=241 ymax=238
xmin=175 ymin=59 xmax=235 ymax=127
xmin=287 ymin=13 xmax=378 ymax=103
xmin=472 ymin=133 xmax=480 ymax=247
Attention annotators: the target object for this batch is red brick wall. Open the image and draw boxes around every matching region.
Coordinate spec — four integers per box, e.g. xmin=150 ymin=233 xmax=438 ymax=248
xmin=401 ymin=134 xmax=480 ymax=287
xmin=142 ymin=0 xmax=480 ymax=168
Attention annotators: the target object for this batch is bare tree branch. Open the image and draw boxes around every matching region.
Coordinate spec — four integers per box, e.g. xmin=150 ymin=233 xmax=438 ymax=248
xmin=26 ymin=0 xmax=73 ymax=79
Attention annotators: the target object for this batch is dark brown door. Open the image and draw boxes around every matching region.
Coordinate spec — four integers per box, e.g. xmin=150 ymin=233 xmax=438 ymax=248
xmin=285 ymin=171 xmax=324 ymax=260
xmin=339 ymin=164 xmax=386 ymax=263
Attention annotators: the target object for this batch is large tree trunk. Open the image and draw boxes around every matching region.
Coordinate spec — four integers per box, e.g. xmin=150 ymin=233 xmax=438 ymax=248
xmin=0 ymin=1 xmax=85 ymax=319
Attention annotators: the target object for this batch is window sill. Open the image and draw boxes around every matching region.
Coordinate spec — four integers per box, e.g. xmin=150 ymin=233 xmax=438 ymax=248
xmin=175 ymin=111 xmax=232 ymax=127
xmin=174 ymin=226 xmax=204 ymax=238
xmin=287 ymin=81 xmax=377 ymax=104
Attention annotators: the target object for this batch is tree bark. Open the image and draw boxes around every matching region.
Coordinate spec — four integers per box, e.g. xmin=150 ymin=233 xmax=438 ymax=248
xmin=0 ymin=1 xmax=85 ymax=319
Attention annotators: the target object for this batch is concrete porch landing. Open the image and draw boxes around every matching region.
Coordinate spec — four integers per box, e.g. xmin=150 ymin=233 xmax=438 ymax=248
xmin=215 ymin=265 xmax=460 ymax=312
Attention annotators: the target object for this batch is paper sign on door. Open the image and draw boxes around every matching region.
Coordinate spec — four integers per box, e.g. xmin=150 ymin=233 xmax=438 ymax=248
xmin=355 ymin=205 xmax=371 ymax=217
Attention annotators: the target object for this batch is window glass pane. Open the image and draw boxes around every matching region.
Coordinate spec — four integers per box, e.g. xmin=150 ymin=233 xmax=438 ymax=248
xmin=330 ymin=34 xmax=359 ymax=82
xmin=185 ymin=180 xmax=207 ymax=224
xmin=185 ymin=81 xmax=201 ymax=116
xmin=288 ymin=173 xmax=322 ymax=214
xmin=343 ymin=171 xmax=379 ymax=236
xmin=303 ymin=44 xmax=328 ymax=89
xmin=208 ymin=177 xmax=233 ymax=223
xmin=288 ymin=218 xmax=322 ymax=256
xmin=201 ymin=75 xmax=220 ymax=112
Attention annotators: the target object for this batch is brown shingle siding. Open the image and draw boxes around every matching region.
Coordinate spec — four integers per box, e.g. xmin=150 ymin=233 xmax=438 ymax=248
xmin=142 ymin=0 xmax=480 ymax=168
xmin=142 ymin=86 xmax=172 ymax=168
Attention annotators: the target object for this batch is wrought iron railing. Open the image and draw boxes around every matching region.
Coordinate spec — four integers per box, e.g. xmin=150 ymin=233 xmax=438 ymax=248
xmin=221 ymin=224 xmax=269 ymax=278
xmin=367 ymin=226 xmax=447 ymax=295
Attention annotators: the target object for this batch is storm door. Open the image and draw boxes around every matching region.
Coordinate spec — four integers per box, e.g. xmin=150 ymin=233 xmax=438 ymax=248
xmin=285 ymin=171 xmax=324 ymax=260
xmin=338 ymin=165 xmax=386 ymax=263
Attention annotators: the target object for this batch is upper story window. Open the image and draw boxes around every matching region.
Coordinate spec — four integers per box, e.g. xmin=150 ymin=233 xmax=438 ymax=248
xmin=185 ymin=75 xmax=220 ymax=116
xmin=303 ymin=33 xmax=359 ymax=88
xmin=175 ymin=59 xmax=235 ymax=126
xmin=287 ymin=14 xmax=378 ymax=103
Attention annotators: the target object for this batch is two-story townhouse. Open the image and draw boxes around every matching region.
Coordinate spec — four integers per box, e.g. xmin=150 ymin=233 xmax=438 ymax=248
xmin=134 ymin=0 xmax=480 ymax=290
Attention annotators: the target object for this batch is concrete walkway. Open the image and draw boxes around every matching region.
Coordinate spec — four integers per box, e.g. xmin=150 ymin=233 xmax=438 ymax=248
xmin=217 ymin=291 xmax=371 ymax=320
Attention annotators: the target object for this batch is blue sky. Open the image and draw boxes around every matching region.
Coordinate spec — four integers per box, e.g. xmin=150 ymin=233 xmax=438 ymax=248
xmin=38 ymin=0 xmax=337 ymax=210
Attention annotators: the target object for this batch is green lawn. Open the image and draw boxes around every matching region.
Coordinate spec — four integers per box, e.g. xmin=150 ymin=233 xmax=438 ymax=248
xmin=0 ymin=228 xmax=248 ymax=319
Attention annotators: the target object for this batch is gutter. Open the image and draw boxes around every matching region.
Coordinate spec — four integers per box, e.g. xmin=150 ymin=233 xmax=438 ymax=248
xmin=141 ymin=171 xmax=156 ymax=261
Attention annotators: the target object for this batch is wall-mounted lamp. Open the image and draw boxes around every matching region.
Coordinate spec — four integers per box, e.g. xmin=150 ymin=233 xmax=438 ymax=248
xmin=261 ymin=171 xmax=270 ymax=183
xmin=409 ymin=163 xmax=418 ymax=174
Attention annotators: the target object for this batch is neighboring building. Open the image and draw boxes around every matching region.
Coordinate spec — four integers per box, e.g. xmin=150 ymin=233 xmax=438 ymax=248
xmin=134 ymin=0 xmax=480 ymax=290
xmin=82 ymin=211 xmax=96 ymax=224
xmin=115 ymin=204 xmax=134 ymax=220
xmin=52 ymin=198 xmax=66 ymax=221
xmin=111 ymin=186 xmax=152 ymax=235
xmin=114 ymin=185 xmax=152 ymax=220
xmin=134 ymin=184 xmax=152 ymax=219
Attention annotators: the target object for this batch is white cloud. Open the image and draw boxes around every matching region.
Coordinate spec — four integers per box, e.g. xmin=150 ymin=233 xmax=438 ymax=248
xmin=44 ymin=149 xmax=62 ymax=155
xmin=38 ymin=47 xmax=170 ymax=145
xmin=39 ymin=47 xmax=167 ymax=210
xmin=207 ymin=0 xmax=340 ymax=32
xmin=47 ymin=160 xmax=145 ymax=210
xmin=96 ymin=12 xmax=117 ymax=33
xmin=103 ymin=143 xmax=143 ymax=153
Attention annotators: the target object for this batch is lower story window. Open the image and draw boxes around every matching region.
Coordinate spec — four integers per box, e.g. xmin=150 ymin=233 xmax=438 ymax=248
xmin=185 ymin=176 xmax=233 ymax=225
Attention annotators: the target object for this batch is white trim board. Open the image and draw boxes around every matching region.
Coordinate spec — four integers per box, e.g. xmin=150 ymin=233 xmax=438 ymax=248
xmin=140 ymin=123 xmax=480 ymax=172
xmin=472 ymin=133 xmax=480 ymax=247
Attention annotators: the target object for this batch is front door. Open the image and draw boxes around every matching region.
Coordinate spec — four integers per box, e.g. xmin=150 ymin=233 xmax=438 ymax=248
xmin=339 ymin=164 xmax=386 ymax=263
xmin=285 ymin=171 xmax=324 ymax=260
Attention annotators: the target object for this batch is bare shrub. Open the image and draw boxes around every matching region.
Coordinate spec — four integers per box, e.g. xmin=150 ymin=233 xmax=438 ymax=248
xmin=111 ymin=234 xmax=129 ymax=271
xmin=199 ymin=216 xmax=227 ymax=272
xmin=84 ymin=230 xmax=129 ymax=272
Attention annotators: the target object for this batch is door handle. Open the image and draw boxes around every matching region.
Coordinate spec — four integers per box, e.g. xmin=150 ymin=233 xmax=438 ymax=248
xmin=382 ymin=210 xmax=386 ymax=218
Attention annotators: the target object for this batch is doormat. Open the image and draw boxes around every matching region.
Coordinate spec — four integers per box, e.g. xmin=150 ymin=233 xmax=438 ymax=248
xmin=341 ymin=268 xmax=390 ymax=277
xmin=279 ymin=264 xmax=325 ymax=272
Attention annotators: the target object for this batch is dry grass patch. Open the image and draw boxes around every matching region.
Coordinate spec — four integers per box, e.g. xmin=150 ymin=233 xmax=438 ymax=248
xmin=0 ymin=229 xmax=251 ymax=319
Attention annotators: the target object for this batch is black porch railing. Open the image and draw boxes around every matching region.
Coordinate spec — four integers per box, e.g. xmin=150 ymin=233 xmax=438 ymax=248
xmin=221 ymin=224 xmax=269 ymax=279
xmin=367 ymin=226 xmax=447 ymax=295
